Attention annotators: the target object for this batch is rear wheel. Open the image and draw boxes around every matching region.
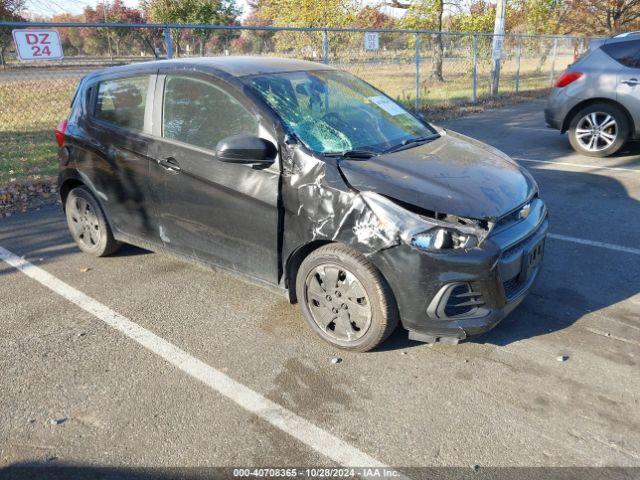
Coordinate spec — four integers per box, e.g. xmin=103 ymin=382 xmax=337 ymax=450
xmin=296 ymin=244 xmax=398 ymax=352
xmin=65 ymin=186 xmax=120 ymax=257
xmin=568 ymin=103 xmax=628 ymax=157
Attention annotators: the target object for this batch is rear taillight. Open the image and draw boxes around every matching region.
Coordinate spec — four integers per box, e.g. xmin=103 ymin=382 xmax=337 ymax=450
xmin=554 ymin=71 xmax=583 ymax=88
xmin=55 ymin=118 xmax=68 ymax=147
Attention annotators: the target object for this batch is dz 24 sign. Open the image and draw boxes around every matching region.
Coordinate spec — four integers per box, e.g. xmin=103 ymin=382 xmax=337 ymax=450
xmin=12 ymin=30 xmax=64 ymax=61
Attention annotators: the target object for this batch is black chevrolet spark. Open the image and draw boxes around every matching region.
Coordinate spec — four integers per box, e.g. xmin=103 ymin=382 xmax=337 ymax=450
xmin=56 ymin=57 xmax=548 ymax=352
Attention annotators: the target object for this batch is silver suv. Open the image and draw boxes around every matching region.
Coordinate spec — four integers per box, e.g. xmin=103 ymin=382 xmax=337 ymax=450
xmin=545 ymin=32 xmax=640 ymax=157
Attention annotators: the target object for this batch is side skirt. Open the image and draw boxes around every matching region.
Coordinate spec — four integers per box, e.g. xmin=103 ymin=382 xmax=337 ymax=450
xmin=112 ymin=230 xmax=291 ymax=301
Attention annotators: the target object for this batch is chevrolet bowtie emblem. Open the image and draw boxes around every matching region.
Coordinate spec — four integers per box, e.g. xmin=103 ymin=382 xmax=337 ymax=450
xmin=518 ymin=203 xmax=531 ymax=219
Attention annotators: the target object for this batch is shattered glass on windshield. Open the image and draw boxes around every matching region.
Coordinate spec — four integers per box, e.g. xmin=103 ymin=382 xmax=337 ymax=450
xmin=245 ymin=70 xmax=433 ymax=154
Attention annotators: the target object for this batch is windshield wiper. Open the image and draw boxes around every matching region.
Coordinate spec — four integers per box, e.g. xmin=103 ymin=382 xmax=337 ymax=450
xmin=382 ymin=133 xmax=440 ymax=154
xmin=323 ymin=149 xmax=377 ymax=159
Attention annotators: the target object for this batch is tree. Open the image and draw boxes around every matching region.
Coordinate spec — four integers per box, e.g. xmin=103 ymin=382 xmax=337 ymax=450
xmin=398 ymin=0 xmax=460 ymax=81
xmin=83 ymin=1 xmax=145 ymax=57
xmin=52 ymin=13 xmax=86 ymax=55
xmin=563 ymin=0 xmax=640 ymax=35
xmin=353 ymin=6 xmax=396 ymax=29
xmin=240 ymin=6 xmax=276 ymax=54
xmin=0 ymin=0 xmax=23 ymax=19
xmin=447 ymin=0 xmax=497 ymax=32
xmin=0 ymin=0 xmax=25 ymax=66
xmin=258 ymin=0 xmax=355 ymax=28
xmin=254 ymin=0 xmax=356 ymax=58
xmin=519 ymin=0 xmax=571 ymax=71
xmin=143 ymin=0 xmax=239 ymax=56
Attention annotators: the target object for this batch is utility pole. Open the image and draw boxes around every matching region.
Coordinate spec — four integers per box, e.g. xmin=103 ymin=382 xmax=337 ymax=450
xmin=490 ymin=0 xmax=506 ymax=96
xmin=103 ymin=0 xmax=114 ymax=61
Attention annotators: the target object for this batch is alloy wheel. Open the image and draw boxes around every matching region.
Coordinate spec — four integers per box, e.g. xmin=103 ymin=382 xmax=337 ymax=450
xmin=575 ymin=112 xmax=618 ymax=152
xmin=304 ymin=264 xmax=372 ymax=342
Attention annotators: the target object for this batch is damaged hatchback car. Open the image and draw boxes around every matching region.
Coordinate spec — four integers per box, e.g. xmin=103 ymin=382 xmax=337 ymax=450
xmin=57 ymin=57 xmax=548 ymax=352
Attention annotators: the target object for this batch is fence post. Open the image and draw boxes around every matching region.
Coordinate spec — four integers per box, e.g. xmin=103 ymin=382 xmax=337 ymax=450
xmin=549 ymin=37 xmax=558 ymax=85
xmin=323 ymin=30 xmax=329 ymax=65
xmin=415 ymin=33 xmax=420 ymax=112
xmin=164 ymin=27 xmax=173 ymax=59
xmin=472 ymin=33 xmax=478 ymax=104
xmin=515 ymin=37 xmax=521 ymax=94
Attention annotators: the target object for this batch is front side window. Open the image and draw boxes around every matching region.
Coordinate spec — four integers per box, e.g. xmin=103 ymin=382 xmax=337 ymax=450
xmin=162 ymin=75 xmax=258 ymax=151
xmin=95 ymin=76 xmax=149 ymax=131
xmin=602 ymin=40 xmax=640 ymax=68
xmin=244 ymin=70 xmax=434 ymax=154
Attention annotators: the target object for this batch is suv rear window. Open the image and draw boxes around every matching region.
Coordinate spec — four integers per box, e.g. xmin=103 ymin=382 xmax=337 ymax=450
xmin=95 ymin=76 xmax=149 ymax=131
xmin=601 ymin=39 xmax=640 ymax=68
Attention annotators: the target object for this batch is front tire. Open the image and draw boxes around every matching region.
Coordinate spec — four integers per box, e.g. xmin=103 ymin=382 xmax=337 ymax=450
xmin=568 ymin=103 xmax=628 ymax=157
xmin=296 ymin=244 xmax=398 ymax=352
xmin=65 ymin=186 xmax=120 ymax=257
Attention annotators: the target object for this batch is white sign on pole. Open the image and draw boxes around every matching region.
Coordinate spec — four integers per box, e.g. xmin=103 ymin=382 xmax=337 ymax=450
xmin=364 ymin=32 xmax=379 ymax=51
xmin=492 ymin=36 xmax=503 ymax=60
xmin=12 ymin=29 xmax=64 ymax=61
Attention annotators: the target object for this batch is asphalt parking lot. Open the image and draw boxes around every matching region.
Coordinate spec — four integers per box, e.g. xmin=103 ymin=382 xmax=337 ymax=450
xmin=1 ymin=99 xmax=639 ymax=475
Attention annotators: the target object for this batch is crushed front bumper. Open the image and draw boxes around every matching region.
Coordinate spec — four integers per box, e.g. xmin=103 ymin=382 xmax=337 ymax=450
xmin=369 ymin=198 xmax=548 ymax=342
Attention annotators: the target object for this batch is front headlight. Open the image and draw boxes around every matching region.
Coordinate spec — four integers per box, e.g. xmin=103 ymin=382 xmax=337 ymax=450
xmin=411 ymin=228 xmax=478 ymax=251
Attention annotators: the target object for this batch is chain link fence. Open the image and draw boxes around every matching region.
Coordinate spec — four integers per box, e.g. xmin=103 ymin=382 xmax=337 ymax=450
xmin=0 ymin=21 xmax=597 ymax=184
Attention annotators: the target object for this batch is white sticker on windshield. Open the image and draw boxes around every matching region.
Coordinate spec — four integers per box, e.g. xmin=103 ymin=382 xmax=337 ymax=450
xmin=368 ymin=95 xmax=407 ymax=116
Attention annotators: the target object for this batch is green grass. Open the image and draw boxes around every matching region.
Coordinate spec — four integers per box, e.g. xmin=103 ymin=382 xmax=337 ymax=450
xmin=0 ymin=77 xmax=78 ymax=184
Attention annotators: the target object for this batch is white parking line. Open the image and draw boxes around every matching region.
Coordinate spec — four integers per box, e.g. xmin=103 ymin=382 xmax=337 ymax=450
xmin=0 ymin=245 xmax=400 ymax=474
xmin=548 ymin=233 xmax=640 ymax=256
xmin=515 ymin=157 xmax=640 ymax=173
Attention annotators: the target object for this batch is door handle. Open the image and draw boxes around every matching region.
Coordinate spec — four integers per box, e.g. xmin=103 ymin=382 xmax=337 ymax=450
xmin=621 ymin=78 xmax=639 ymax=86
xmin=157 ymin=156 xmax=181 ymax=173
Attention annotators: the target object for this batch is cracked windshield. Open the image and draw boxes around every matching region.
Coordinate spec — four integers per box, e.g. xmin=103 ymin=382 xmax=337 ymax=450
xmin=245 ymin=70 xmax=435 ymax=154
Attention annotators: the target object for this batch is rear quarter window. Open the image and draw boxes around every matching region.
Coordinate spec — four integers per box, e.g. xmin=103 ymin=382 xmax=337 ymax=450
xmin=94 ymin=76 xmax=150 ymax=131
xmin=601 ymin=39 xmax=640 ymax=68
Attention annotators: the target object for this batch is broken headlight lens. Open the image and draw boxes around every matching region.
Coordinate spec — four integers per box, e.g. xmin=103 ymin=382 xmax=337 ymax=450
xmin=411 ymin=228 xmax=478 ymax=251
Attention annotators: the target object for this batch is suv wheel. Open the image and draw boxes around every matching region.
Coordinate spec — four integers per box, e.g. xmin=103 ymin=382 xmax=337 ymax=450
xmin=65 ymin=186 xmax=121 ymax=257
xmin=296 ymin=244 xmax=398 ymax=352
xmin=568 ymin=103 xmax=629 ymax=157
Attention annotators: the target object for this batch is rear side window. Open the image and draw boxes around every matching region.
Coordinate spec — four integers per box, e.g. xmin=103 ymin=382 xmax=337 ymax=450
xmin=162 ymin=75 xmax=258 ymax=151
xmin=601 ymin=40 xmax=640 ymax=68
xmin=95 ymin=76 xmax=149 ymax=131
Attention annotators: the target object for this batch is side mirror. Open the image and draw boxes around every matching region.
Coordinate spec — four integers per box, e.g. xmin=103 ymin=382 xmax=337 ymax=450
xmin=215 ymin=134 xmax=277 ymax=164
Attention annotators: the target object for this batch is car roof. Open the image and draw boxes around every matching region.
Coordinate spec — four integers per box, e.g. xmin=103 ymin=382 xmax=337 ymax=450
xmin=588 ymin=31 xmax=640 ymax=51
xmin=85 ymin=56 xmax=335 ymax=81
xmin=612 ymin=30 xmax=640 ymax=39
xmin=602 ymin=31 xmax=640 ymax=46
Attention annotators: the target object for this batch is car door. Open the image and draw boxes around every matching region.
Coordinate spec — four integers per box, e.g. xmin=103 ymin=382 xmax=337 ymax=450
xmin=85 ymin=72 xmax=159 ymax=242
xmin=604 ymin=40 xmax=640 ymax=135
xmin=148 ymin=71 xmax=281 ymax=285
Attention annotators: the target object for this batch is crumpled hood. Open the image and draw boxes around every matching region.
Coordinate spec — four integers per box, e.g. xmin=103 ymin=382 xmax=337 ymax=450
xmin=337 ymin=129 xmax=536 ymax=220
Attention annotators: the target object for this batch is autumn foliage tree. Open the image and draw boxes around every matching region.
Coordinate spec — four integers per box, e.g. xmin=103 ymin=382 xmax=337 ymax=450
xmin=0 ymin=0 xmax=25 ymax=65
xmin=82 ymin=1 xmax=145 ymax=57
xmin=353 ymin=6 xmax=396 ymax=29
xmin=142 ymin=0 xmax=239 ymax=56
xmin=563 ymin=0 xmax=640 ymax=35
xmin=399 ymin=0 xmax=462 ymax=81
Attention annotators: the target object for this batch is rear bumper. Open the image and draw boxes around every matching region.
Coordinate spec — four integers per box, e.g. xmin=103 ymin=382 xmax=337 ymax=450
xmin=544 ymin=107 xmax=563 ymax=130
xmin=545 ymin=86 xmax=580 ymax=132
xmin=369 ymin=199 xmax=548 ymax=342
